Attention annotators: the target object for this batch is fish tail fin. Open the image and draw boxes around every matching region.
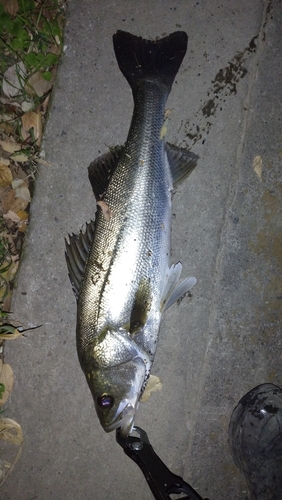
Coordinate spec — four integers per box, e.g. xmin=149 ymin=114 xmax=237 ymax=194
xmin=113 ymin=31 xmax=188 ymax=96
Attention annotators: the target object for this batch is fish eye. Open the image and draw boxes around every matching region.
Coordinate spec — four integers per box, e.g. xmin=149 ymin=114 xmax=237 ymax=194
xmin=97 ymin=393 xmax=114 ymax=409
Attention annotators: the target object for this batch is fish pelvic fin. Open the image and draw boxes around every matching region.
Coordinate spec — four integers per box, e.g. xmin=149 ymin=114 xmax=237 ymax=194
xmin=88 ymin=145 xmax=124 ymax=200
xmin=166 ymin=143 xmax=199 ymax=186
xmin=65 ymin=220 xmax=95 ymax=299
xmin=161 ymin=262 xmax=196 ymax=312
xmin=113 ymin=31 xmax=188 ymax=97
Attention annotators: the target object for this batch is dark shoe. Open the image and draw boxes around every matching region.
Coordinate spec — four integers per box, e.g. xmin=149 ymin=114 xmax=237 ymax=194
xmin=229 ymin=383 xmax=282 ymax=500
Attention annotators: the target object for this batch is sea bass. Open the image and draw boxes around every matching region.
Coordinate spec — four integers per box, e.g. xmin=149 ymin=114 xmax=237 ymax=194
xmin=65 ymin=31 xmax=198 ymax=437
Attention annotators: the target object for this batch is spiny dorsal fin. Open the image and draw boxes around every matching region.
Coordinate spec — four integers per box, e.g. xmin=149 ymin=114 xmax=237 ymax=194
xmin=88 ymin=145 xmax=124 ymax=200
xmin=65 ymin=220 xmax=95 ymax=299
xmin=165 ymin=143 xmax=198 ymax=186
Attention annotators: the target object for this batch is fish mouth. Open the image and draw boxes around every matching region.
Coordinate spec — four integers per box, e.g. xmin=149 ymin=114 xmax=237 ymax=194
xmin=104 ymin=401 xmax=137 ymax=436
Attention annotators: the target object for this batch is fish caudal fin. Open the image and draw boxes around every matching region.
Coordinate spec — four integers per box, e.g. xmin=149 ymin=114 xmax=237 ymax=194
xmin=161 ymin=262 xmax=196 ymax=312
xmin=113 ymin=31 xmax=188 ymax=97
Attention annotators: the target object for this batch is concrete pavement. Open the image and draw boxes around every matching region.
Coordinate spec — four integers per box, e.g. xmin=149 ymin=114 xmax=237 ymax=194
xmin=2 ymin=0 xmax=282 ymax=498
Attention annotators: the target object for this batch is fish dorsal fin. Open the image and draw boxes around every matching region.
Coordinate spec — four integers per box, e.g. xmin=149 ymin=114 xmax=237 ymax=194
xmin=160 ymin=262 xmax=196 ymax=312
xmin=165 ymin=142 xmax=198 ymax=186
xmin=65 ymin=220 xmax=95 ymax=299
xmin=88 ymin=145 xmax=124 ymax=200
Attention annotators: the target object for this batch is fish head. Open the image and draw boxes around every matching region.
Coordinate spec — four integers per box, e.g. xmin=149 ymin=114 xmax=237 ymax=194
xmin=85 ymin=356 xmax=148 ymax=437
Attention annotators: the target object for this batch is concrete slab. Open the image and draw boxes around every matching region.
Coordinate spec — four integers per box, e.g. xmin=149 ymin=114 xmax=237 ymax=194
xmin=2 ymin=0 xmax=281 ymax=499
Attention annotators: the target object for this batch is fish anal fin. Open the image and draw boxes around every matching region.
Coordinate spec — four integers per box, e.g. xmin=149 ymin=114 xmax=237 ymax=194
xmin=165 ymin=142 xmax=198 ymax=186
xmin=161 ymin=262 xmax=196 ymax=312
xmin=88 ymin=145 xmax=124 ymax=200
xmin=65 ymin=220 xmax=95 ymax=299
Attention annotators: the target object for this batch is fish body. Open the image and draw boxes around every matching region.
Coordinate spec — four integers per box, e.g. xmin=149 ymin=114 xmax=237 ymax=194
xmin=66 ymin=31 xmax=198 ymax=436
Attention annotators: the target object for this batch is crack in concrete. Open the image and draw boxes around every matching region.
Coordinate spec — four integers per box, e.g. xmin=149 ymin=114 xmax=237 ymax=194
xmin=184 ymin=0 xmax=273 ymax=465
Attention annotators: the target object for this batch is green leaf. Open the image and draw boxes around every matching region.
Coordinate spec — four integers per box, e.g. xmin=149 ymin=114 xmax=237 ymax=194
xmin=36 ymin=52 xmax=45 ymax=65
xmin=18 ymin=28 xmax=30 ymax=42
xmin=25 ymin=51 xmax=39 ymax=68
xmin=0 ymin=12 xmax=13 ymax=34
xmin=11 ymin=148 xmax=30 ymax=158
xmin=42 ymin=71 xmax=52 ymax=81
xmin=0 ymin=324 xmax=16 ymax=334
xmin=10 ymin=38 xmax=24 ymax=51
xmin=0 ymin=262 xmax=12 ymax=274
xmin=39 ymin=42 xmax=48 ymax=53
xmin=43 ymin=53 xmax=58 ymax=67
xmin=52 ymin=23 xmax=62 ymax=38
xmin=42 ymin=21 xmax=52 ymax=37
xmin=18 ymin=0 xmax=35 ymax=14
xmin=9 ymin=18 xmax=23 ymax=36
xmin=0 ymin=383 xmax=5 ymax=398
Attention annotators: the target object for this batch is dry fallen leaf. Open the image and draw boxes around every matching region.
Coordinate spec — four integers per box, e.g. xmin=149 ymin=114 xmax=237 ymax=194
xmin=0 ymin=164 xmax=13 ymax=188
xmin=0 ymin=326 xmax=23 ymax=340
xmin=3 ymin=211 xmax=21 ymax=223
xmin=26 ymin=69 xmax=56 ymax=97
xmin=141 ymin=374 xmax=163 ymax=402
xmin=252 ymin=155 xmax=262 ymax=181
xmin=0 ymin=121 xmax=15 ymax=135
xmin=36 ymin=157 xmax=52 ymax=167
xmin=5 ymin=210 xmax=29 ymax=232
xmin=1 ymin=188 xmax=29 ymax=212
xmin=12 ymin=179 xmax=31 ymax=202
xmin=0 ymin=437 xmax=22 ymax=486
xmin=41 ymin=94 xmax=51 ymax=115
xmin=0 ymin=361 xmax=14 ymax=405
xmin=21 ymin=110 xmax=42 ymax=146
xmin=159 ymin=108 xmax=172 ymax=139
xmin=0 ymin=157 xmax=10 ymax=166
xmin=10 ymin=152 xmax=29 ymax=163
xmin=0 ymin=419 xmax=23 ymax=446
xmin=8 ymin=163 xmax=26 ymax=180
xmin=21 ymin=100 xmax=35 ymax=112
xmin=0 ymin=140 xmax=22 ymax=155
xmin=18 ymin=222 xmax=28 ymax=233
xmin=1 ymin=0 xmax=19 ymax=16
xmin=0 ymin=230 xmax=15 ymax=253
xmin=0 ymin=259 xmax=19 ymax=300
xmin=97 ymin=200 xmax=112 ymax=221
xmin=2 ymin=62 xmax=26 ymax=98
xmin=16 ymin=210 xmax=28 ymax=221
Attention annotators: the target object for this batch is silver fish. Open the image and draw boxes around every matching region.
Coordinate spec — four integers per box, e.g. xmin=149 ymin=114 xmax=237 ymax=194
xmin=65 ymin=30 xmax=198 ymax=437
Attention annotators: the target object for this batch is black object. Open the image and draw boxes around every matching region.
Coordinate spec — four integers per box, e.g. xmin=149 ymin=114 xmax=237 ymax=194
xmin=116 ymin=426 xmax=207 ymax=500
xmin=229 ymin=383 xmax=282 ymax=500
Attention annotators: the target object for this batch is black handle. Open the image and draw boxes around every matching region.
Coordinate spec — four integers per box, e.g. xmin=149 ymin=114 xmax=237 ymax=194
xmin=116 ymin=426 xmax=207 ymax=500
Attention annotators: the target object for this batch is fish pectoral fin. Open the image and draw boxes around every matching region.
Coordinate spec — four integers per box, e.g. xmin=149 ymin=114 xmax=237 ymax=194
xmin=165 ymin=142 xmax=198 ymax=186
xmin=65 ymin=220 xmax=95 ymax=299
xmin=163 ymin=276 xmax=196 ymax=311
xmin=160 ymin=262 xmax=196 ymax=312
xmin=88 ymin=145 xmax=124 ymax=200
